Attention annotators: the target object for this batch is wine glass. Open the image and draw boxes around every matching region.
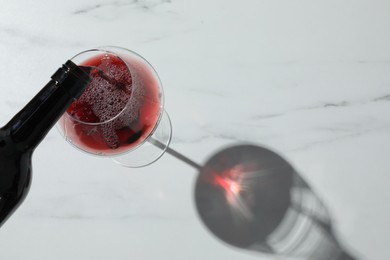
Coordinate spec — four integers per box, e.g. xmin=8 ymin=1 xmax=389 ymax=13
xmin=57 ymin=46 xmax=172 ymax=168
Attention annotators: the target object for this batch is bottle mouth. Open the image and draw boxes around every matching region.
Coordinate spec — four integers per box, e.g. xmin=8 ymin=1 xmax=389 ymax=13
xmin=50 ymin=60 xmax=92 ymax=100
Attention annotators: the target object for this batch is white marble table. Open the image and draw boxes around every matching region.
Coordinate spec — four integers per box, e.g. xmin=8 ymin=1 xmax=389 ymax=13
xmin=0 ymin=0 xmax=389 ymax=259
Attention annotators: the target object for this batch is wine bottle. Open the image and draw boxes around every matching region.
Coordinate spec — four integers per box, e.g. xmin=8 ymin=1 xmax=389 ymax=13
xmin=0 ymin=61 xmax=91 ymax=228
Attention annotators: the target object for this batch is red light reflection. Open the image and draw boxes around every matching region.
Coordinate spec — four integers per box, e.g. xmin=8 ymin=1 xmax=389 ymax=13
xmin=211 ymin=165 xmax=244 ymax=203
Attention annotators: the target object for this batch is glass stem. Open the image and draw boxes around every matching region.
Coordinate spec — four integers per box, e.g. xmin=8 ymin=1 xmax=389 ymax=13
xmin=149 ymin=138 xmax=202 ymax=170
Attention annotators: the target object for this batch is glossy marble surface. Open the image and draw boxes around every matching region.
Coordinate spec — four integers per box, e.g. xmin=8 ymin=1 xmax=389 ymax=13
xmin=0 ymin=0 xmax=390 ymax=259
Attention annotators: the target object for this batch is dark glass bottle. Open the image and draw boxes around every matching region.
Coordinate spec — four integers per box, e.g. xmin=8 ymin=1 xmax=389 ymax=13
xmin=0 ymin=61 xmax=90 ymax=228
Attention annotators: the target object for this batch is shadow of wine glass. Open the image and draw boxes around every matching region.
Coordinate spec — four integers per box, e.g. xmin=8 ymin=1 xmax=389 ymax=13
xmin=192 ymin=144 xmax=358 ymax=260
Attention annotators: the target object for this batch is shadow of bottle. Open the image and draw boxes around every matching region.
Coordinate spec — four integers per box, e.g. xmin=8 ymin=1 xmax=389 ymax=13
xmin=194 ymin=144 xmax=357 ymax=260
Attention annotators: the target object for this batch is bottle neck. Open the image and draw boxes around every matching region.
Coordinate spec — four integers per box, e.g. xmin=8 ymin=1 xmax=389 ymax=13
xmin=4 ymin=61 xmax=90 ymax=150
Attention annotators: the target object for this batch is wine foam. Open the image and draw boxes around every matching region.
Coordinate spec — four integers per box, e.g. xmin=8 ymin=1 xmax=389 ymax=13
xmin=73 ymin=55 xmax=145 ymax=149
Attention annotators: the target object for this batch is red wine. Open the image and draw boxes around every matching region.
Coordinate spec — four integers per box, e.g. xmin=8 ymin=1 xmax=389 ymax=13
xmin=60 ymin=53 xmax=161 ymax=156
xmin=0 ymin=61 xmax=90 ymax=227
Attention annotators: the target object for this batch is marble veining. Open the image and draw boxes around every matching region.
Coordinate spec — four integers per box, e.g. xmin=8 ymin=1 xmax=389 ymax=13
xmin=73 ymin=0 xmax=172 ymax=15
xmin=72 ymin=0 xmax=174 ymax=20
xmin=0 ymin=0 xmax=390 ymax=259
